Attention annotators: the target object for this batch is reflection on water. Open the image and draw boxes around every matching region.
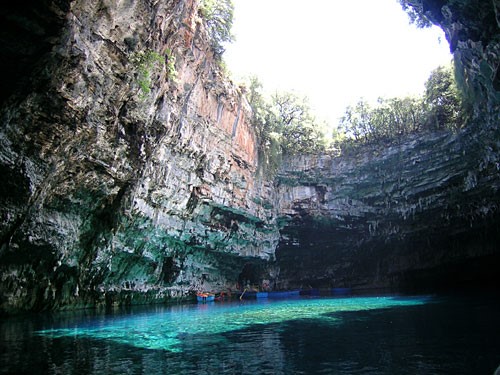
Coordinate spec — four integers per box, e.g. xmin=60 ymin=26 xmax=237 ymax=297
xmin=1 ymin=295 xmax=499 ymax=374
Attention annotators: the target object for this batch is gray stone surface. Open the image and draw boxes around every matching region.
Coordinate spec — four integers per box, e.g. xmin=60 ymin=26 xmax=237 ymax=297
xmin=0 ymin=0 xmax=498 ymax=313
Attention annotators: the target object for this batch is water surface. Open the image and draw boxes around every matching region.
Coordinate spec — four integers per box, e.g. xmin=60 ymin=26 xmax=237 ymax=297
xmin=1 ymin=294 xmax=499 ymax=374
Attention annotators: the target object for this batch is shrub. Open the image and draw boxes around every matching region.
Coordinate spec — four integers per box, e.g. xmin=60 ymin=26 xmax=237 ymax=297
xmin=130 ymin=49 xmax=165 ymax=98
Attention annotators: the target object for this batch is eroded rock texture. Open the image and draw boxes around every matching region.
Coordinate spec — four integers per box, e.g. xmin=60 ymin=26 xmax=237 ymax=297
xmin=274 ymin=0 xmax=500 ymax=292
xmin=0 ymin=0 xmax=498 ymax=313
xmin=0 ymin=0 xmax=278 ymax=313
xmin=275 ymin=131 xmax=500 ymax=291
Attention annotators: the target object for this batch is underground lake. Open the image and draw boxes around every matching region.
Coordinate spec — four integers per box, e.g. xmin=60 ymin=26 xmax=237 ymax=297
xmin=1 ymin=294 xmax=499 ymax=374
xmin=1 ymin=0 xmax=500 ymax=374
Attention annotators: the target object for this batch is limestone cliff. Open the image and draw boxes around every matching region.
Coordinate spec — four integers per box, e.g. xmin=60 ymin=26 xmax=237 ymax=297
xmin=273 ymin=0 xmax=500 ymax=292
xmin=275 ymin=130 xmax=500 ymax=291
xmin=421 ymin=0 xmax=499 ymax=119
xmin=0 ymin=0 xmax=498 ymax=313
xmin=0 ymin=0 xmax=279 ymax=313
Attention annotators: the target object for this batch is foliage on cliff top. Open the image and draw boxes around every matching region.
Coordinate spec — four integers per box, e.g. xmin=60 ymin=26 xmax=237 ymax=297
xmin=246 ymin=76 xmax=326 ymax=175
xmin=398 ymin=0 xmax=434 ymax=28
xmin=335 ymin=64 xmax=469 ymax=153
xmin=399 ymin=0 xmax=498 ymax=43
xmin=199 ymin=0 xmax=234 ymax=57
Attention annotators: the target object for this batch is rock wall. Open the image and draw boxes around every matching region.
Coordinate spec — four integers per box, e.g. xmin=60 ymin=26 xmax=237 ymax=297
xmin=0 ymin=0 xmax=279 ymax=313
xmin=275 ymin=130 xmax=500 ymax=291
xmin=273 ymin=0 xmax=500 ymax=292
xmin=0 ymin=0 xmax=498 ymax=313
xmin=423 ymin=0 xmax=499 ymax=119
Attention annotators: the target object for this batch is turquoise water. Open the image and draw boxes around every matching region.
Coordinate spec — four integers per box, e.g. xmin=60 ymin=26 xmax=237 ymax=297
xmin=36 ymin=296 xmax=429 ymax=352
xmin=1 ymin=295 xmax=500 ymax=374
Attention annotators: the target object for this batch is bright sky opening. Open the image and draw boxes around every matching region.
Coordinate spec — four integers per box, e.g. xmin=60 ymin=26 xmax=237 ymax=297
xmin=223 ymin=0 xmax=453 ymax=127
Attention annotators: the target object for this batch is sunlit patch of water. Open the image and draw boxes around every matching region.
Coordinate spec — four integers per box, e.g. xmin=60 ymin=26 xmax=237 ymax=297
xmin=36 ymin=296 xmax=430 ymax=352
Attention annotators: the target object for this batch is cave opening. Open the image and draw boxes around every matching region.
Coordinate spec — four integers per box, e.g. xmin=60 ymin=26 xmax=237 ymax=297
xmin=224 ymin=0 xmax=452 ymax=127
xmin=237 ymin=262 xmax=267 ymax=290
xmin=0 ymin=0 xmax=497 ymax=315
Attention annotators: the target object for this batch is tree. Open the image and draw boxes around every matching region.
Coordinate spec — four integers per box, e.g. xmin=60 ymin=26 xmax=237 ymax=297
xmin=247 ymin=76 xmax=270 ymax=141
xmin=199 ymin=0 xmax=234 ymax=57
xmin=246 ymin=76 xmax=282 ymax=174
xmin=339 ymin=99 xmax=375 ymax=142
xmin=245 ymin=78 xmax=326 ymax=175
xmin=335 ymin=64 xmax=467 ymax=152
xmin=271 ymin=92 xmax=326 ymax=155
xmin=398 ymin=0 xmax=433 ymax=28
xmin=338 ymin=96 xmax=427 ymax=146
xmin=424 ymin=65 xmax=465 ymax=130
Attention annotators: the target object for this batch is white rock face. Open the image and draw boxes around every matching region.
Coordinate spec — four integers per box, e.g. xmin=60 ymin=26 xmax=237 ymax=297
xmin=0 ymin=0 xmax=279 ymax=312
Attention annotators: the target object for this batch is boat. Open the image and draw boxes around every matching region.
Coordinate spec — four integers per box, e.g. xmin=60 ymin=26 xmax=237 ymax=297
xmin=299 ymin=288 xmax=320 ymax=296
xmin=196 ymin=292 xmax=215 ymax=302
xmin=267 ymin=290 xmax=300 ymax=298
xmin=215 ymin=291 xmax=230 ymax=301
xmin=239 ymin=291 xmax=269 ymax=299
xmin=331 ymin=287 xmax=351 ymax=296
xmin=239 ymin=289 xmax=299 ymax=300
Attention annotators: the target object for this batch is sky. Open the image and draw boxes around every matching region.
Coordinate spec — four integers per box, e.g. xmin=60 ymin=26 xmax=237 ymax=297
xmin=223 ymin=0 xmax=453 ymax=127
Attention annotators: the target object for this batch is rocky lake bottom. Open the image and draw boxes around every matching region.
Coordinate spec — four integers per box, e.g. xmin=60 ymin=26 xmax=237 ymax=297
xmin=1 ymin=293 xmax=499 ymax=374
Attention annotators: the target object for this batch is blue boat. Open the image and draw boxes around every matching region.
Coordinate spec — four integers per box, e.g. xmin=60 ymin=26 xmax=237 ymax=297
xmin=268 ymin=290 xmax=300 ymax=298
xmin=239 ymin=290 xmax=298 ymax=299
xmin=331 ymin=288 xmax=351 ymax=296
xmin=197 ymin=293 xmax=215 ymax=302
xmin=300 ymin=288 xmax=320 ymax=296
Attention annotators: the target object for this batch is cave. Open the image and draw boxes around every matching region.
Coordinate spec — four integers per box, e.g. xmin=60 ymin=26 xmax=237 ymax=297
xmin=0 ymin=0 xmax=499 ymax=373
xmin=0 ymin=0 xmax=497 ymax=313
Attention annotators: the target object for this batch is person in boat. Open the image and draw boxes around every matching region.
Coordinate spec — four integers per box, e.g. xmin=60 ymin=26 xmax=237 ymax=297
xmin=262 ymin=279 xmax=270 ymax=291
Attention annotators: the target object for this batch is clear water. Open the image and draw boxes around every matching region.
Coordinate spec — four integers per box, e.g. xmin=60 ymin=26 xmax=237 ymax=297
xmin=1 ymin=294 xmax=499 ymax=374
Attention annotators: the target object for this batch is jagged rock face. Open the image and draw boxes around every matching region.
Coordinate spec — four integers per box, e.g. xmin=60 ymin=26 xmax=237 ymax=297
xmin=422 ymin=0 xmax=499 ymax=118
xmin=0 ymin=0 xmax=498 ymax=313
xmin=0 ymin=0 xmax=279 ymax=313
xmin=274 ymin=0 xmax=500 ymax=292
xmin=275 ymin=130 xmax=500 ymax=291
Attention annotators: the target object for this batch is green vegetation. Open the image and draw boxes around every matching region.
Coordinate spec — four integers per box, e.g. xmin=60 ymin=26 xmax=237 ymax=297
xmin=337 ymin=96 xmax=426 ymax=151
xmin=335 ymin=64 xmax=468 ymax=152
xmin=165 ymin=48 xmax=178 ymax=82
xmin=199 ymin=0 xmax=234 ymax=57
xmin=246 ymin=64 xmax=467 ymax=171
xmin=424 ymin=65 xmax=465 ymax=130
xmin=272 ymin=93 xmax=327 ymax=155
xmin=196 ymin=0 xmax=470 ymax=168
xmin=399 ymin=0 xmax=497 ymax=115
xmin=130 ymin=49 xmax=177 ymax=98
xmin=246 ymin=76 xmax=326 ymax=175
xmin=398 ymin=0 xmax=433 ymax=28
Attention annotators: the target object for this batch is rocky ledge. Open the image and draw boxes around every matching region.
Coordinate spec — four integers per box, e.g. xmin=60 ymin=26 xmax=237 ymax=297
xmin=275 ymin=128 xmax=500 ymax=291
xmin=0 ymin=0 xmax=278 ymax=313
xmin=0 ymin=0 xmax=498 ymax=313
